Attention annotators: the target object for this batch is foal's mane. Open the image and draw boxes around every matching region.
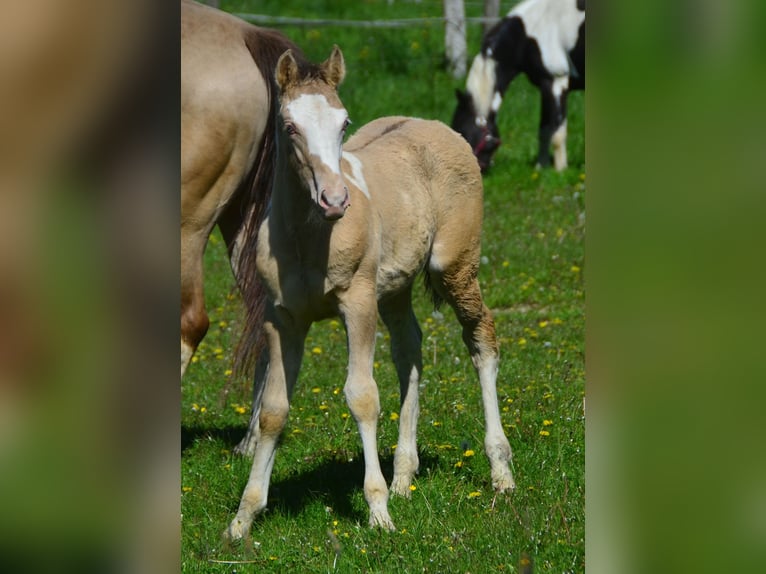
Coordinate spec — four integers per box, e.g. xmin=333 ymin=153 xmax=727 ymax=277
xmin=233 ymin=27 xmax=315 ymax=378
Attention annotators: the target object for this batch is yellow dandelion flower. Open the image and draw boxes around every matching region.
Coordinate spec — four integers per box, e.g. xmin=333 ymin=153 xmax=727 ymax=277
xmin=333 ymin=387 xmax=340 ymax=395
xmin=311 ymin=387 xmax=321 ymax=394
xmin=182 ymin=486 xmax=192 ymax=493
xmin=269 ymin=556 xmax=277 ymax=561
xmin=502 ymin=260 xmax=510 ymax=267
xmin=579 ymin=172 xmax=586 ymax=182
xmin=313 ymin=546 xmax=320 ymax=552
xmin=191 ymin=356 xmax=199 ymax=363
xmin=409 ymin=485 xmax=417 ymax=492
xmin=191 ymin=403 xmax=199 ymax=412
xmin=463 ymin=449 xmax=475 ymax=457
xmin=329 ymin=319 xmax=340 ymax=329
xmin=556 ymin=228 xmax=565 ymax=238
xmin=531 ymin=171 xmax=539 ymax=181
xmin=390 ymin=412 xmax=399 ymax=421
xmin=538 ymin=320 xmax=549 ymax=328
xmin=218 ymin=320 xmax=228 ymax=328
xmin=468 ymin=491 xmax=482 ymax=498
xmin=552 ymin=317 xmax=563 ymax=325
xmin=373 ymin=361 xmax=380 ymax=369
xmin=360 ymin=548 xmax=367 ymax=554
xmin=319 ymin=404 xmax=329 ymax=411
xmin=341 ymin=413 xmax=349 ymax=419
xmin=543 ymin=419 xmax=553 ymax=426
xmin=312 ymin=347 xmax=322 ymax=355
xmin=570 ymin=265 xmax=581 ymax=273
xmin=234 ymin=405 xmax=247 ymax=414
xmin=454 ymin=460 xmax=463 ymax=468
xmin=539 ymin=430 xmax=550 ymax=436
xmin=518 ymin=338 xmax=527 ymax=346
xmin=200 ymin=406 xmax=207 ymax=413
xmin=432 ymin=421 xmax=442 ymax=427
xmin=224 ymin=369 xmax=232 ymax=376
xmin=332 ymin=520 xmax=338 ymax=527
xmin=391 ymin=444 xmax=397 ymax=450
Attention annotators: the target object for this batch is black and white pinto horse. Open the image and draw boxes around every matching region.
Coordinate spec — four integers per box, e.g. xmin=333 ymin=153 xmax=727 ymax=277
xmin=452 ymin=0 xmax=585 ymax=171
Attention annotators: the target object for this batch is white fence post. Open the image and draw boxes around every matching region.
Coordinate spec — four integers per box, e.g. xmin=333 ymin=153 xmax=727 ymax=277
xmin=483 ymin=0 xmax=501 ymax=36
xmin=443 ymin=0 xmax=466 ymax=79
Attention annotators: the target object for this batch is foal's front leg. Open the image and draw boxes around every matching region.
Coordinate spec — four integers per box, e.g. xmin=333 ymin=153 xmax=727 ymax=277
xmin=226 ymin=310 xmax=307 ymax=540
xmin=340 ymin=285 xmax=396 ymax=531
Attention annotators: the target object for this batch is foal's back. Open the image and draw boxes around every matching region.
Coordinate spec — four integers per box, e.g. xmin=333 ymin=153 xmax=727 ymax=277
xmin=344 ymin=117 xmax=485 ymax=290
xmin=345 ymin=117 xmax=483 ymax=231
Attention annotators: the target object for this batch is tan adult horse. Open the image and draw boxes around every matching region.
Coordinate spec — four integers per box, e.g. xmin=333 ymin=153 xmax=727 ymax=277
xmin=180 ymin=0 xmax=300 ymax=377
xmin=226 ymin=46 xmax=516 ymax=540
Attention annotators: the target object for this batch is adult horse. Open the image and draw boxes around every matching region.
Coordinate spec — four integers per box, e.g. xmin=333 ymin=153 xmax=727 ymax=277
xmin=226 ymin=45 xmax=515 ymax=540
xmin=451 ymin=0 xmax=585 ymax=171
xmin=181 ymin=0 xmax=300 ymax=377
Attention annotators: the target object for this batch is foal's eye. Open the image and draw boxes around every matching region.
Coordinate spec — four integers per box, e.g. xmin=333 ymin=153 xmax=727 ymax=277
xmin=342 ymin=118 xmax=351 ymax=132
xmin=285 ymin=123 xmax=296 ymax=136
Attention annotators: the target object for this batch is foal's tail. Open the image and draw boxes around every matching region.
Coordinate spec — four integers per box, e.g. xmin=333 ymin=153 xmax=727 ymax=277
xmin=233 ymin=28 xmax=306 ymax=378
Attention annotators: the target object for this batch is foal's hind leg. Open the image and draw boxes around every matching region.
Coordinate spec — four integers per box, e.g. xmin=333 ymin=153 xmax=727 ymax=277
xmin=379 ymin=288 xmax=422 ymax=497
xmin=233 ymin=352 xmax=269 ymax=457
xmin=429 ymin=265 xmax=515 ymax=492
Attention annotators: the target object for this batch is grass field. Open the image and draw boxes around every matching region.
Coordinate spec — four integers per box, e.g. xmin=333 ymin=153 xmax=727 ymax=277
xmin=182 ymin=1 xmax=585 ymax=571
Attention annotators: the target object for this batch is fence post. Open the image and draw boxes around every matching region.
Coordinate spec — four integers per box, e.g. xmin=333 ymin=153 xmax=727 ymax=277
xmin=443 ymin=0 xmax=466 ymax=79
xmin=483 ymin=0 xmax=501 ymax=36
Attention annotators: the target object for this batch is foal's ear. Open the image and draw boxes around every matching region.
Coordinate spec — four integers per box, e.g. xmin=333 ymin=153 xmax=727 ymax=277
xmin=321 ymin=45 xmax=345 ymax=88
xmin=276 ymin=49 xmax=299 ymax=91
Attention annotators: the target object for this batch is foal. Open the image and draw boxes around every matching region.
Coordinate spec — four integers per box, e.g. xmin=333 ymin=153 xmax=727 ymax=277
xmin=226 ymin=46 xmax=514 ymax=540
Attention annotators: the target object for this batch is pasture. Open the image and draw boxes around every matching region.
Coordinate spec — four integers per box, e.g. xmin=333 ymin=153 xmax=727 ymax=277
xmin=182 ymin=1 xmax=584 ymax=572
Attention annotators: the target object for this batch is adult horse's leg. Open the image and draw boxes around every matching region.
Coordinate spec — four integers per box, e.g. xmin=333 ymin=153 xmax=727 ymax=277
xmin=550 ymin=76 xmax=570 ymax=171
xmin=226 ymin=307 xmax=307 ymax=540
xmin=428 ymin=264 xmax=515 ymax=493
xmin=538 ymin=76 xmax=569 ymax=171
xmin=340 ymin=283 xmax=396 ymax=530
xmin=379 ymin=288 xmax=423 ymax=497
xmin=181 ymin=233 xmax=210 ymax=377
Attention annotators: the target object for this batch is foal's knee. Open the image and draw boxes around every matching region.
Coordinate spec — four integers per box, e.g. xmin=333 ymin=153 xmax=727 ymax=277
xmin=345 ymin=377 xmax=380 ymax=422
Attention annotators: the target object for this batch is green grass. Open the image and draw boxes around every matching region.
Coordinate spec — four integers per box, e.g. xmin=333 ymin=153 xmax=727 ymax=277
xmin=182 ymin=1 xmax=584 ymax=572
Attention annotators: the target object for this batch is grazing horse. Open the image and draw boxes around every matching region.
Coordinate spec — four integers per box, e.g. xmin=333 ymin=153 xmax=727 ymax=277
xmin=451 ymin=0 xmax=585 ymax=171
xmin=225 ymin=46 xmax=515 ymax=540
xmin=180 ymin=0 xmax=300 ymax=377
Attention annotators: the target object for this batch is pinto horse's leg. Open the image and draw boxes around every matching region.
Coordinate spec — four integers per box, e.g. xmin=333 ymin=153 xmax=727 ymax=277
xmin=340 ymin=284 xmax=396 ymax=531
xmin=428 ymin=263 xmax=515 ymax=493
xmin=379 ymin=288 xmax=422 ymax=498
xmin=538 ymin=76 xmax=570 ymax=171
xmin=551 ymin=76 xmax=570 ymax=171
xmin=226 ymin=308 xmax=307 ymax=540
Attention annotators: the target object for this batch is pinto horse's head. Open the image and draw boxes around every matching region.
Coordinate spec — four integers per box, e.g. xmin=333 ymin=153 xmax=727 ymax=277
xmin=275 ymin=46 xmax=350 ymax=221
xmin=451 ymin=53 xmax=503 ymax=172
xmin=451 ymin=90 xmax=501 ymax=172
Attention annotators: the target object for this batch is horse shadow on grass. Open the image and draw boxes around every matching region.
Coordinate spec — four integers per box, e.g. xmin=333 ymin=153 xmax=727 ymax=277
xmin=182 ymin=424 xmax=440 ymax=524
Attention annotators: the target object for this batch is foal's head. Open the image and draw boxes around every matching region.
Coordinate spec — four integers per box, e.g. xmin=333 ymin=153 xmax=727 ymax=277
xmin=451 ymin=53 xmax=502 ymax=172
xmin=275 ymin=46 xmax=350 ymax=221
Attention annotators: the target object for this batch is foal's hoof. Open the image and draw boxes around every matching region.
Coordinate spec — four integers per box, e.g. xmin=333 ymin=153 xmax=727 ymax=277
xmin=233 ymin=432 xmax=259 ymax=457
xmin=224 ymin=517 xmax=251 ymax=541
xmin=492 ymin=472 xmax=516 ymax=493
xmin=389 ymin=477 xmax=413 ymax=499
xmin=369 ymin=511 xmax=396 ymax=532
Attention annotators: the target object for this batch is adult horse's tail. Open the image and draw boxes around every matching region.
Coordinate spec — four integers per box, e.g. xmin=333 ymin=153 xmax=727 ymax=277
xmin=232 ymin=28 xmax=306 ymax=378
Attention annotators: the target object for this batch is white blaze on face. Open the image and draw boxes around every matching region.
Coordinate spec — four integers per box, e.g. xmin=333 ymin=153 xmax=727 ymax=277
xmin=342 ymin=151 xmax=370 ymax=199
xmin=286 ymin=93 xmax=347 ymax=174
xmin=466 ymin=54 xmax=498 ymax=123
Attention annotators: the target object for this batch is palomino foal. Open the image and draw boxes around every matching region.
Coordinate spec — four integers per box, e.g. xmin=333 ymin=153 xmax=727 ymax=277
xmin=226 ymin=46 xmax=515 ymax=540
